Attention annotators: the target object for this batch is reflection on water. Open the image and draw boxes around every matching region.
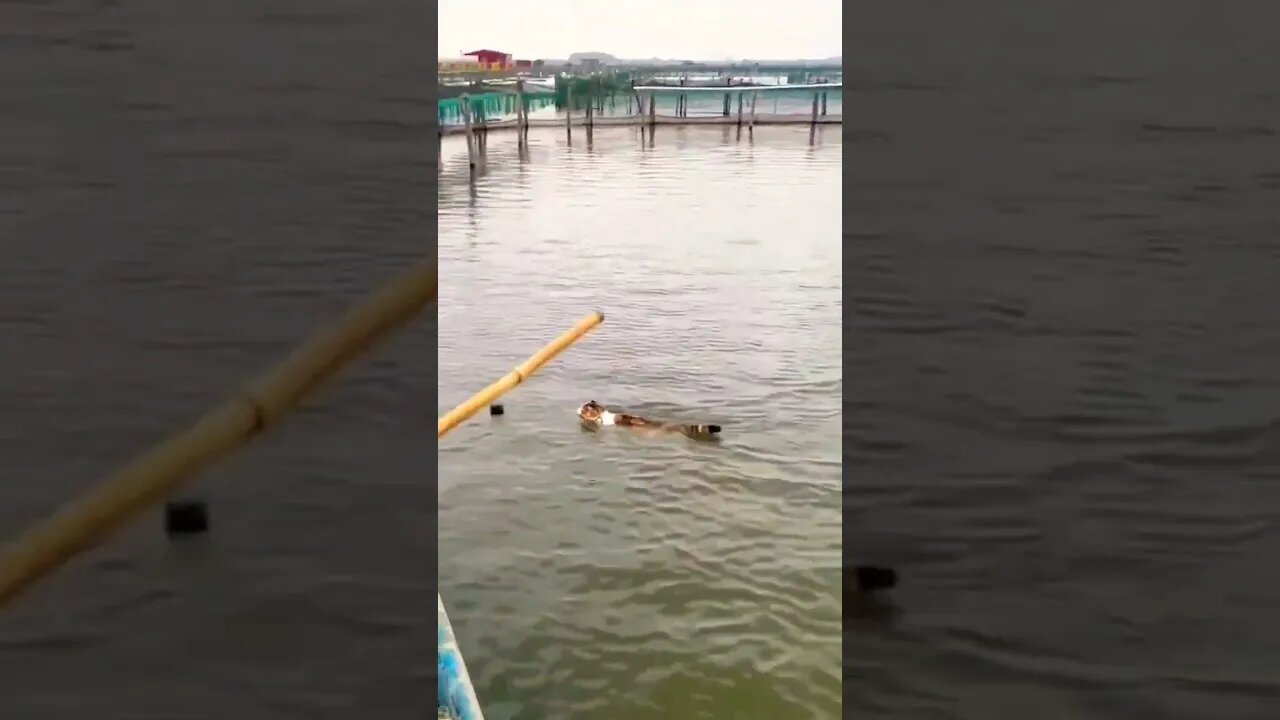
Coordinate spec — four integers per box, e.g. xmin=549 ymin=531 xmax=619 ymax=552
xmin=439 ymin=126 xmax=842 ymax=720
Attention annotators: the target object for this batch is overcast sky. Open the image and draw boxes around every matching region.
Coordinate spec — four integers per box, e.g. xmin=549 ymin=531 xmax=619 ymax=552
xmin=437 ymin=0 xmax=841 ymax=60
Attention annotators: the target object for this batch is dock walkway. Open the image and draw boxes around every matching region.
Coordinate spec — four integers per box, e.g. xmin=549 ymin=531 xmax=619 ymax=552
xmin=440 ymin=112 xmax=841 ymax=136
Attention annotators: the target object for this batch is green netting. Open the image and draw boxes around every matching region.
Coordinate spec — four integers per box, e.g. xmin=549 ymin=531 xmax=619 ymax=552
xmin=438 ymin=91 xmax=557 ymax=125
xmin=552 ymin=72 xmax=641 ymax=110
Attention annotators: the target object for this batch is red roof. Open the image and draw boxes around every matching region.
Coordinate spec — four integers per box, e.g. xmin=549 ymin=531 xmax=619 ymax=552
xmin=464 ymin=49 xmax=508 ymax=57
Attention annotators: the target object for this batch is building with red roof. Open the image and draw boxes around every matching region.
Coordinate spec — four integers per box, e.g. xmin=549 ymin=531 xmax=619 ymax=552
xmin=463 ymin=49 xmax=513 ymax=71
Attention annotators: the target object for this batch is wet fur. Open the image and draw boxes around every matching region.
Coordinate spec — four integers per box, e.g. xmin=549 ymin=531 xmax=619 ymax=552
xmin=578 ymin=401 xmax=721 ymax=441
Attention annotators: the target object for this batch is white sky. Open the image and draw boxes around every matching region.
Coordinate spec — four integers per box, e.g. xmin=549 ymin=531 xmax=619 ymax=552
xmin=437 ymin=0 xmax=842 ymax=61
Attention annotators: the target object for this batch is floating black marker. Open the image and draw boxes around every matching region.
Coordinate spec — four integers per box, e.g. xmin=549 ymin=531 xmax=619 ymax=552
xmin=165 ymin=500 xmax=209 ymax=536
xmin=854 ymin=565 xmax=897 ymax=593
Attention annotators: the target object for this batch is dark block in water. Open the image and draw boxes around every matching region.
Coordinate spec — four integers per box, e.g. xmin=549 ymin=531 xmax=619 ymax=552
xmin=165 ymin=500 xmax=209 ymax=536
xmin=854 ymin=565 xmax=897 ymax=593
xmin=489 ymin=403 xmax=504 ymax=416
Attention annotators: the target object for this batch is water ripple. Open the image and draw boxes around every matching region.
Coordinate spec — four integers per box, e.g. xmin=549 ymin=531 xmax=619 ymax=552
xmin=439 ymin=127 xmax=841 ymax=719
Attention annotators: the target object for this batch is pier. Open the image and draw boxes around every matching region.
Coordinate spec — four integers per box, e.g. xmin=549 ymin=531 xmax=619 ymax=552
xmin=436 ymin=66 xmax=842 ymax=136
xmin=439 ymin=74 xmax=842 ymax=177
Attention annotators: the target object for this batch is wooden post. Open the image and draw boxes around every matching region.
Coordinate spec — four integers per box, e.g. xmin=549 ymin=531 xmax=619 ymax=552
xmin=515 ymin=79 xmax=527 ymax=143
xmin=723 ymin=77 xmax=732 ymax=116
xmin=736 ymin=92 xmax=744 ymax=128
xmin=648 ymin=90 xmax=656 ymax=127
xmin=565 ymin=83 xmax=573 ymax=140
xmin=750 ymin=91 xmax=758 ymax=130
xmin=586 ymin=89 xmax=594 ymax=131
xmin=631 ymin=81 xmax=641 ymax=123
xmin=460 ymin=94 xmax=477 ymax=175
xmin=821 ymin=91 xmax=828 ymax=116
xmin=809 ymin=92 xmax=818 ymax=145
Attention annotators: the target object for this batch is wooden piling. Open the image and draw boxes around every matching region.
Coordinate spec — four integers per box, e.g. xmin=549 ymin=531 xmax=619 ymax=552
xmin=565 ymin=83 xmax=573 ymax=140
xmin=750 ymin=91 xmax=758 ymax=129
xmin=809 ymin=93 xmax=819 ymax=145
xmin=515 ymin=79 xmax=527 ymax=143
xmin=648 ymin=91 xmax=656 ymax=128
xmin=460 ymin=94 xmax=477 ymax=175
xmin=723 ymin=77 xmax=731 ymax=116
xmin=631 ymin=83 xmax=643 ymax=124
xmin=736 ymin=92 xmax=744 ymax=128
xmin=821 ymin=91 xmax=828 ymax=116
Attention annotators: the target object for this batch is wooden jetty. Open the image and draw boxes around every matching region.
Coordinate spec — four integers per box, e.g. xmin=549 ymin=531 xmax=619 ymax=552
xmin=440 ymin=111 xmax=841 ymax=136
xmin=440 ymin=79 xmax=844 ymax=172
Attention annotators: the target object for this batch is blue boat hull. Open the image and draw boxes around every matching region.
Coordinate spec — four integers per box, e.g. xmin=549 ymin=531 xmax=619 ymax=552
xmin=438 ymin=594 xmax=484 ymax=720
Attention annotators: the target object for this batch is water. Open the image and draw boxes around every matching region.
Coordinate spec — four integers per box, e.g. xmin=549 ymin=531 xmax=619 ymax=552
xmin=848 ymin=3 xmax=1280 ymax=718
xmin=438 ymin=126 xmax=842 ymax=719
xmin=0 ymin=1 xmax=432 ymax=717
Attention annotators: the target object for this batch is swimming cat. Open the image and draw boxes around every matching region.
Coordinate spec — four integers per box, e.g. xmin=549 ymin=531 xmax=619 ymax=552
xmin=577 ymin=400 xmax=721 ymax=440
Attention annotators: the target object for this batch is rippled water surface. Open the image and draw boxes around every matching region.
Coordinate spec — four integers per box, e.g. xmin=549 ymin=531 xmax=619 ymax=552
xmin=438 ymin=126 xmax=842 ymax=719
xmin=848 ymin=4 xmax=1280 ymax=719
xmin=1 ymin=2 xmax=430 ymax=717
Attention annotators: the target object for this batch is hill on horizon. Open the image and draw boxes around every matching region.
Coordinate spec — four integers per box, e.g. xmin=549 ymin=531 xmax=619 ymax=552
xmin=549 ymin=54 xmax=842 ymax=66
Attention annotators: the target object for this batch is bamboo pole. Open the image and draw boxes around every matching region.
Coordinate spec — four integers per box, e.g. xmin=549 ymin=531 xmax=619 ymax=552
xmin=438 ymin=311 xmax=604 ymax=440
xmin=0 ymin=258 xmax=438 ymax=610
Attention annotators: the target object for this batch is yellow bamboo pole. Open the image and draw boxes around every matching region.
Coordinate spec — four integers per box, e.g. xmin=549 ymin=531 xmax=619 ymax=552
xmin=438 ymin=311 xmax=604 ymax=440
xmin=0 ymin=258 xmax=438 ymax=610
